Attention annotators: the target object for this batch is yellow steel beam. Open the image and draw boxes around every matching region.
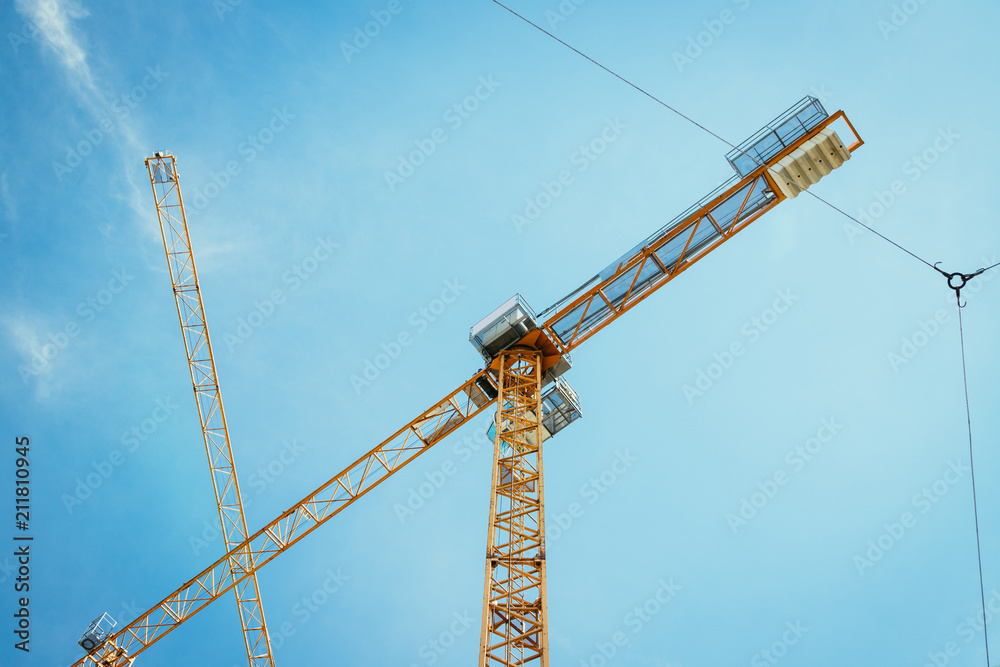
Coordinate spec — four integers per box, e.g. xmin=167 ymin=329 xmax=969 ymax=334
xmin=144 ymin=153 xmax=274 ymax=667
xmin=479 ymin=350 xmax=547 ymax=666
xmin=541 ymin=110 xmax=863 ymax=354
xmin=73 ymin=369 xmax=497 ymax=667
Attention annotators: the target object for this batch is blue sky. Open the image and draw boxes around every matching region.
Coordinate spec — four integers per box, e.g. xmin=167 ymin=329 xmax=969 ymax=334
xmin=2 ymin=0 xmax=1000 ymax=665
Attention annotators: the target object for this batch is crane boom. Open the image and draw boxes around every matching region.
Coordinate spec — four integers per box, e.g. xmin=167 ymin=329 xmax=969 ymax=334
xmin=541 ymin=106 xmax=862 ymax=354
xmin=143 ymin=153 xmax=275 ymax=667
xmin=74 ymin=369 xmax=498 ymax=667
xmin=73 ymin=96 xmax=861 ymax=666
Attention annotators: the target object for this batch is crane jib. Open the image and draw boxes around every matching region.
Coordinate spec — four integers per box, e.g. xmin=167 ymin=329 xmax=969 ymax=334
xmin=540 ymin=98 xmax=862 ymax=354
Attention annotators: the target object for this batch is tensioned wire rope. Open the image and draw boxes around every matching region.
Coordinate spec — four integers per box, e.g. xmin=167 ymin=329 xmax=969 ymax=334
xmin=490 ymin=2 xmax=997 ymax=664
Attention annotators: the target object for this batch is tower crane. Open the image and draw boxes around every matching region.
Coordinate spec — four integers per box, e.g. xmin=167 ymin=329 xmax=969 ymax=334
xmin=72 ymin=96 xmax=862 ymax=667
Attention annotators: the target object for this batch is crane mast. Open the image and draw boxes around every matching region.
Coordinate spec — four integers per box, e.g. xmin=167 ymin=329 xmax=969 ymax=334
xmin=73 ymin=96 xmax=861 ymax=666
xmin=140 ymin=154 xmax=274 ymax=666
xmin=480 ymin=350 xmax=549 ymax=665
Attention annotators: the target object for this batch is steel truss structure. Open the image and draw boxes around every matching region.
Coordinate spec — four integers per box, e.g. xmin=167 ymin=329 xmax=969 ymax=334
xmin=144 ymin=154 xmax=274 ymax=667
xmin=480 ymin=350 xmax=548 ymax=666
xmin=77 ymin=365 xmax=496 ymax=666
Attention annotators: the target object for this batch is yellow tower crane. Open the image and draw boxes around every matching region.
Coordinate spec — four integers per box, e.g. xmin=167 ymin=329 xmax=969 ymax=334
xmin=73 ymin=96 xmax=862 ymax=667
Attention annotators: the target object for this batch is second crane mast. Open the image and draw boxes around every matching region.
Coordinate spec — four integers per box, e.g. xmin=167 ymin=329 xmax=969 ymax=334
xmin=145 ymin=154 xmax=275 ymax=667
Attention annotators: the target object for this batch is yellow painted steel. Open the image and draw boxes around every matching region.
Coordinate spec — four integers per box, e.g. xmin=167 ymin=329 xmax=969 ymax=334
xmin=74 ymin=106 xmax=862 ymax=666
xmin=72 ymin=368 xmax=497 ymax=667
xmin=479 ymin=350 xmax=548 ymax=666
xmin=541 ymin=110 xmax=863 ymax=354
xmin=142 ymin=154 xmax=274 ymax=667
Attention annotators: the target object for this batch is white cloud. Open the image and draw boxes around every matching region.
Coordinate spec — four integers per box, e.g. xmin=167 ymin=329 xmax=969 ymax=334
xmin=3 ymin=314 xmax=58 ymax=400
xmin=15 ymin=0 xmax=98 ymax=102
xmin=15 ymin=0 xmax=159 ymax=243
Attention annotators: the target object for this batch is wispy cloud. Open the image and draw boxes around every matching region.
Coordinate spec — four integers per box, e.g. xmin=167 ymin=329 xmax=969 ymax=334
xmin=15 ymin=0 xmax=98 ymax=102
xmin=4 ymin=313 xmax=57 ymax=400
xmin=14 ymin=0 xmax=158 ymax=243
xmin=0 ymin=173 xmax=16 ymax=224
xmin=5 ymin=0 xmax=153 ymax=400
